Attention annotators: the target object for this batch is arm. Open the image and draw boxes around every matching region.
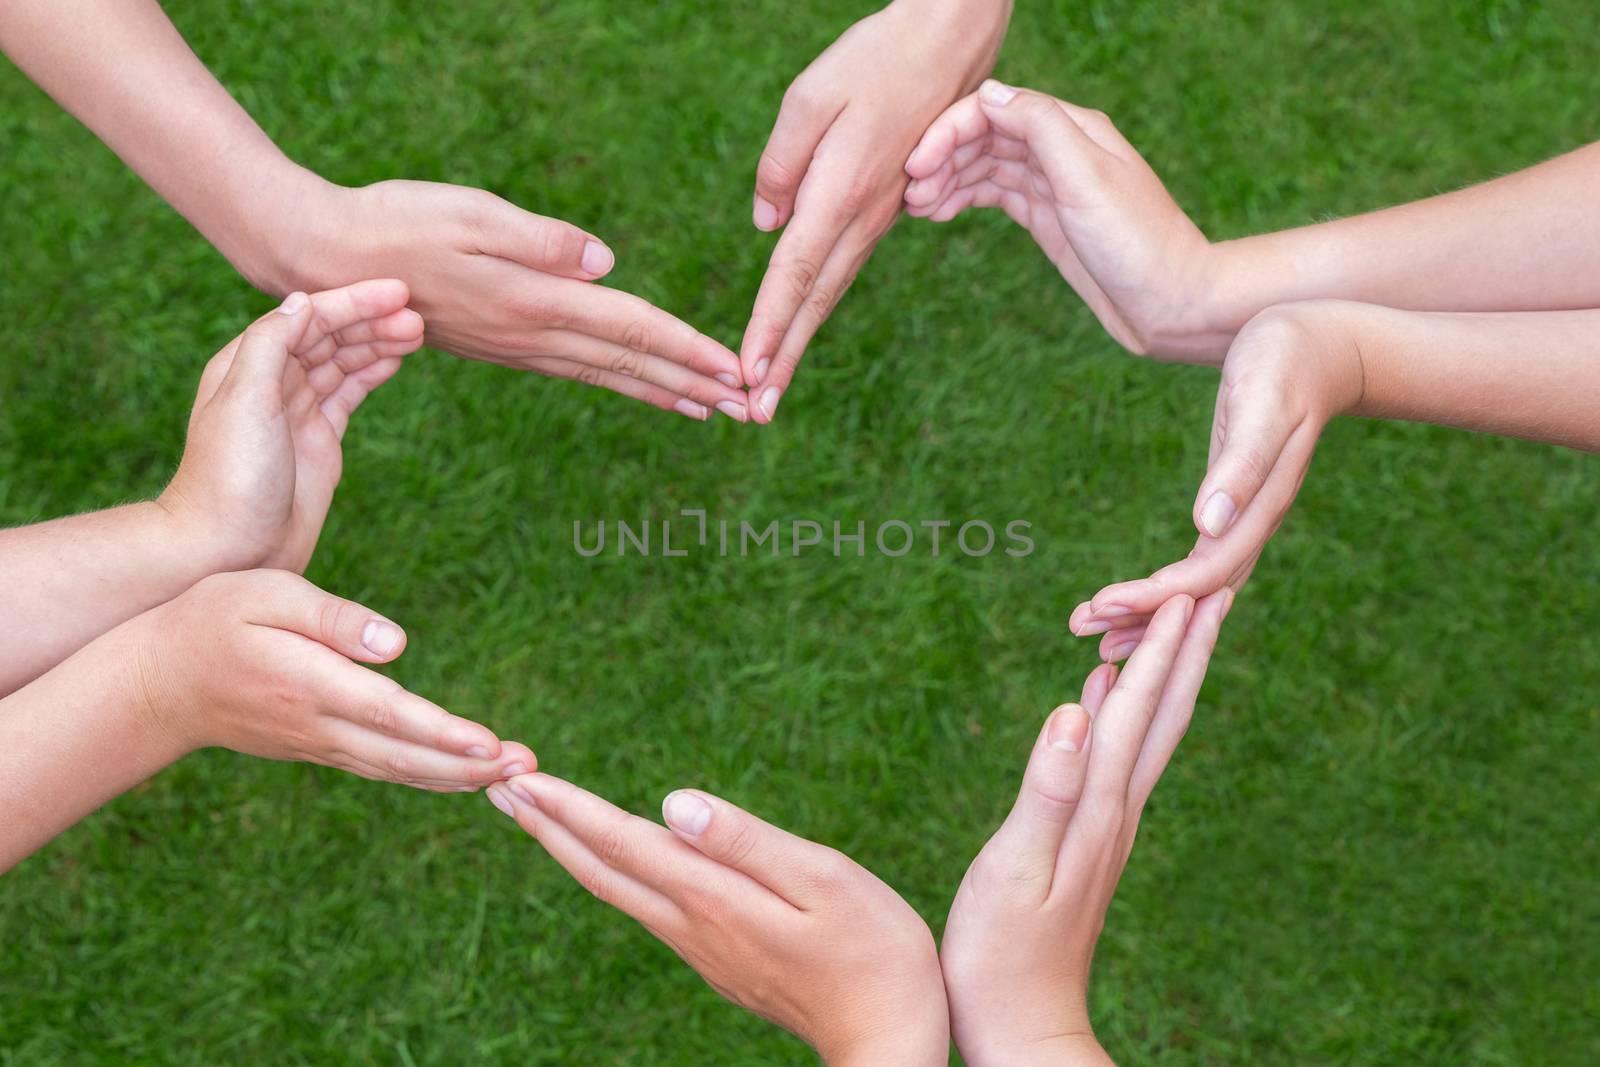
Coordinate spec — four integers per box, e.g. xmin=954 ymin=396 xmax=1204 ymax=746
xmin=1070 ymin=300 xmax=1600 ymax=643
xmin=739 ymin=0 xmax=1013 ymax=421
xmin=943 ymin=592 xmax=1230 ymax=1066
xmin=487 ymin=775 xmax=949 ymax=1064
xmin=0 ymin=569 xmax=534 ymax=875
xmin=905 ymin=82 xmax=1600 ymax=364
xmin=0 ymin=282 xmax=420 ymax=694
xmin=0 ymin=1 xmax=747 ymax=419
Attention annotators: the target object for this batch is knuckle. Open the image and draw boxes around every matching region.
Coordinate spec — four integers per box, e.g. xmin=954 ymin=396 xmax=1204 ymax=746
xmin=838 ymin=174 xmax=879 ymax=214
xmin=575 ymin=866 xmax=618 ymax=905
xmin=782 ymin=257 xmax=823 ymax=301
xmin=574 ymin=365 xmax=604 ymax=389
xmin=610 ymin=348 xmax=644 ymax=379
xmin=619 ymin=319 xmax=654 ymax=357
xmin=756 ymin=150 xmax=803 ymax=196
xmin=591 ymin=825 xmax=632 ymax=868
xmin=315 ymin=598 xmax=354 ymax=646
xmin=381 ymin=748 xmax=416 ymax=782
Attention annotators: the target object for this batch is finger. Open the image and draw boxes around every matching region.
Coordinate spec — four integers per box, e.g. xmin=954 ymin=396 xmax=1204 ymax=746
xmin=485 ymin=780 xmax=683 ymax=932
xmin=321 ymin=717 xmax=528 ymax=786
xmin=659 ymin=789 xmax=839 ymax=910
xmin=538 ymin=331 xmax=750 ymax=420
xmin=973 ymin=81 xmax=1105 ymax=196
xmin=314 ymin=658 xmax=509 ymax=761
xmin=518 ymin=775 xmax=791 ymax=917
xmin=746 ymin=216 xmax=872 ymax=423
xmin=238 ymin=569 xmax=409 ymax=664
xmin=984 ymin=702 xmax=1095 ymax=893
xmin=1127 ymin=589 xmax=1233 ymax=812
xmin=754 ymin=82 xmax=842 ymax=230
xmin=1099 ymin=626 xmax=1147 ymax=663
xmin=218 ymin=291 xmax=315 ymax=397
xmin=526 ymin=356 xmax=701 ymax=417
xmin=1069 ymin=601 xmax=1151 ymax=637
xmin=468 ymin=194 xmax=614 ymax=280
xmin=302 ymin=339 xmax=417 ymax=394
xmin=904 ymin=93 xmax=991 ymax=179
xmin=1193 ymin=384 xmax=1301 ymax=539
xmin=1079 ymin=662 xmax=1119 ymax=715
xmin=903 ymin=157 xmax=955 ymax=209
xmin=554 ymin=281 xmax=744 ymax=387
xmin=297 ymin=279 xmax=414 ymax=356
xmin=298 ymin=307 xmax=426 ymax=371
xmin=1087 ymin=424 xmax=1319 ymax=615
xmin=319 ymin=357 xmax=404 ymax=438
xmin=1078 ymin=595 xmax=1195 ymax=805
xmin=740 ymin=196 xmax=851 ymax=393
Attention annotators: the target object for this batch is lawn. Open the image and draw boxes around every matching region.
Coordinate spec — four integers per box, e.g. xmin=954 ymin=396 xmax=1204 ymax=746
xmin=3 ymin=1 xmax=1599 ymax=1063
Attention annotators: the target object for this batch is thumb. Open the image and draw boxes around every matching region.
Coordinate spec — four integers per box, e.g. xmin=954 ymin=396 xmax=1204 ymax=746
xmin=1193 ymin=379 xmax=1299 ymax=538
xmin=218 ymin=291 xmax=314 ymax=398
xmin=753 ymin=82 xmax=834 ymax=231
xmin=242 ymin=571 xmax=409 ymax=664
xmin=975 ymin=80 xmax=1102 ymax=193
xmin=473 ymin=195 xmax=614 ymax=280
xmin=661 ymin=789 xmax=821 ymax=903
xmin=985 ymin=703 xmax=1094 ymax=885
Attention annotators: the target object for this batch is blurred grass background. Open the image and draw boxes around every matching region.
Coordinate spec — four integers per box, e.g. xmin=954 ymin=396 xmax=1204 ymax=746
xmin=2 ymin=0 xmax=1599 ymax=1063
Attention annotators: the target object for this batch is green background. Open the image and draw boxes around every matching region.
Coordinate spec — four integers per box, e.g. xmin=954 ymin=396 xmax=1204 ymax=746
xmin=3 ymin=1 xmax=1598 ymax=1063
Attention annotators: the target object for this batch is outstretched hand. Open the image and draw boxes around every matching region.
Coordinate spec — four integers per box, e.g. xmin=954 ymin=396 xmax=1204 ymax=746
xmin=905 ymin=80 xmax=1228 ymax=363
xmin=943 ymin=591 xmax=1231 ymax=1066
xmin=740 ymin=0 xmax=1010 ymax=422
xmin=488 ymin=774 xmax=950 ymax=1065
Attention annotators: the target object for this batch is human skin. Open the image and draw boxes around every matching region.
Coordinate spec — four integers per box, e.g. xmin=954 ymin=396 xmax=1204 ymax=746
xmin=740 ymin=0 xmax=1013 ymax=421
xmin=0 ymin=568 xmax=536 ymax=874
xmin=905 ymin=80 xmax=1600 ymax=365
xmin=0 ymin=281 xmax=420 ymax=694
xmin=1068 ymin=302 xmax=1600 ymax=647
xmin=486 ymin=774 xmax=950 ymax=1064
xmin=0 ymin=0 xmax=748 ymax=421
xmin=942 ymin=592 xmax=1229 ymax=1065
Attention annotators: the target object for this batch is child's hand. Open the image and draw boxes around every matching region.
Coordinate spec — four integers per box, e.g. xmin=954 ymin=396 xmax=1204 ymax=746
xmin=905 ymin=80 xmax=1227 ymax=362
xmin=133 ymin=569 xmax=533 ymax=791
xmin=159 ymin=280 xmax=425 ymax=573
xmin=1069 ymin=304 xmax=1364 ymax=655
xmin=943 ymin=592 xmax=1229 ymax=1066
xmin=487 ymin=774 xmax=949 ymax=1066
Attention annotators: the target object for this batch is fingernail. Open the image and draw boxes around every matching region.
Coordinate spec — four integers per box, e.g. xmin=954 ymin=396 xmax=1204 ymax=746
xmin=753 ymin=357 xmax=771 ymax=383
xmin=663 ymin=791 xmax=712 ymax=835
xmin=581 ymin=240 xmax=613 ymax=276
xmin=1094 ymin=604 xmax=1132 ymax=618
xmin=1105 ymin=641 xmax=1139 ymax=662
xmin=465 ymin=745 xmax=490 ymax=759
xmin=1047 ymin=705 xmax=1089 ymax=752
xmin=758 ymin=387 xmax=781 ymax=420
xmin=486 ymin=786 xmax=514 ymax=818
xmin=361 ymin=620 xmax=401 ymax=657
xmin=1199 ymin=491 xmax=1237 ymax=538
xmin=715 ymin=372 xmax=739 ymax=388
xmin=501 ymin=762 xmax=528 ymax=777
xmin=277 ymin=291 xmax=308 ymax=316
xmin=979 ymin=79 xmax=1018 ymax=107
xmin=753 ymin=197 xmax=779 ymax=231
xmin=509 ymin=779 xmax=536 ymax=807
xmin=674 ymin=399 xmax=709 ymax=420
xmin=1075 ymin=620 xmax=1112 ymax=636
xmin=715 ymin=400 xmax=747 ymax=421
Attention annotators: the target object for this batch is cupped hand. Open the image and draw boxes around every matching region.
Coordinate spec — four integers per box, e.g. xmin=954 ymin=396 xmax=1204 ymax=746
xmin=942 ymin=591 xmax=1230 ymax=1066
xmin=290 ymin=180 xmax=748 ymax=421
xmin=488 ymin=774 xmax=949 ymax=1066
xmin=740 ymin=0 xmax=1011 ymax=422
xmin=160 ymin=280 xmax=422 ymax=573
xmin=1069 ymin=304 xmax=1364 ymax=655
xmin=133 ymin=569 xmax=533 ymax=791
xmin=905 ymin=80 xmax=1227 ymax=362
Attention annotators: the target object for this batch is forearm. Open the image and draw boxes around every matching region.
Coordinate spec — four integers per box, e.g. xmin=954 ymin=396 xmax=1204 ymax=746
xmin=0 ymin=501 xmax=226 ymax=694
xmin=0 ymin=0 xmax=327 ymax=292
xmin=1206 ymin=142 xmax=1600 ymax=336
xmin=0 ymin=617 xmax=187 ymax=873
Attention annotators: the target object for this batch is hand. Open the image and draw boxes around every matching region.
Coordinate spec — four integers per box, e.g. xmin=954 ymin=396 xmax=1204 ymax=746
xmin=282 ymin=180 xmax=749 ymax=422
xmin=741 ymin=0 xmax=1011 ymax=421
xmin=159 ymin=280 xmax=423 ymax=573
xmin=942 ymin=592 xmax=1231 ymax=1066
xmin=132 ymin=569 xmax=534 ymax=791
xmin=1068 ymin=304 xmax=1363 ymax=655
xmin=487 ymin=774 xmax=949 ymax=1065
xmin=905 ymin=80 xmax=1229 ymax=363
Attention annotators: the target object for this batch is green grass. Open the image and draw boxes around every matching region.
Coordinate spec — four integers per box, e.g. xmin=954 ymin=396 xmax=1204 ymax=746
xmin=3 ymin=0 xmax=1600 ymax=1063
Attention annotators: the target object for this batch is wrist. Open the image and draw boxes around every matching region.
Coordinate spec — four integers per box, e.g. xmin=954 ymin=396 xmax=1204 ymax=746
xmin=830 ymin=1024 xmax=949 ymax=1067
xmin=110 ymin=608 xmax=199 ymax=765
xmin=231 ymin=166 xmax=350 ymax=296
xmin=147 ymin=489 xmax=262 ymax=575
